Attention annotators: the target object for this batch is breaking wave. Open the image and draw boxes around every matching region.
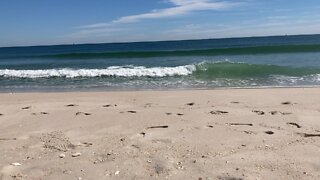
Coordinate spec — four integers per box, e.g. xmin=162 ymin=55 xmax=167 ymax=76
xmin=1 ymin=62 xmax=320 ymax=79
xmin=0 ymin=65 xmax=195 ymax=78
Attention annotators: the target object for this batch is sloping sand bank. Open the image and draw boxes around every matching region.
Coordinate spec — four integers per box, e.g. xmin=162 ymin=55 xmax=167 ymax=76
xmin=0 ymin=88 xmax=319 ymax=179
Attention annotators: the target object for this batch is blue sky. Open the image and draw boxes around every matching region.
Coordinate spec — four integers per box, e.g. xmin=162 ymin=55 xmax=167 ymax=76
xmin=1 ymin=0 xmax=320 ymax=47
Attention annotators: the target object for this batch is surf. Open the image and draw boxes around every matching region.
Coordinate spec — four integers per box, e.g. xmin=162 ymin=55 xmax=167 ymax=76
xmin=193 ymin=62 xmax=320 ymax=78
xmin=1 ymin=62 xmax=320 ymax=79
xmin=0 ymin=65 xmax=195 ymax=78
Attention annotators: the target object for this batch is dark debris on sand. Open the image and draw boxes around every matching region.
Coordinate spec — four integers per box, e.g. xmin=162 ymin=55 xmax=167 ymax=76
xmin=281 ymin=101 xmax=294 ymax=105
xmin=231 ymin=101 xmax=240 ymax=104
xmin=22 ymin=106 xmax=31 ymax=110
xmin=210 ymin=110 xmax=229 ymax=115
xmin=32 ymin=112 xmax=49 ymax=115
xmin=265 ymin=131 xmax=274 ymax=135
xmin=252 ymin=110 xmax=265 ymax=115
xmin=186 ymin=102 xmax=195 ymax=106
xmin=66 ymin=104 xmax=78 ymax=107
xmin=140 ymin=132 xmax=146 ymax=137
xmin=228 ymin=123 xmax=253 ymax=126
xmin=0 ymin=138 xmax=17 ymax=141
xmin=120 ymin=110 xmax=137 ymax=114
xmin=270 ymin=111 xmax=292 ymax=115
xmin=75 ymin=112 xmax=92 ymax=116
xmin=286 ymin=122 xmax=301 ymax=128
xmin=147 ymin=125 xmax=169 ymax=129
xmin=297 ymin=133 xmax=320 ymax=137
xmin=103 ymin=104 xmax=117 ymax=107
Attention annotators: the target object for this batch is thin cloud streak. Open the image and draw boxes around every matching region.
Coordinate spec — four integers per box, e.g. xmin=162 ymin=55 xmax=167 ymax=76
xmin=78 ymin=0 xmax=238 ymax=29
xmin=77 ymin=23 xmax=112 ymax=29
xmin=112 ymin=0 xmax=235 ymax=24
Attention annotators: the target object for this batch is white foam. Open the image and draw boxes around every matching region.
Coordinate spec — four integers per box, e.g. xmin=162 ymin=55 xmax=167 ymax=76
xmin=0 ymin=65 xmax=196 ymax=78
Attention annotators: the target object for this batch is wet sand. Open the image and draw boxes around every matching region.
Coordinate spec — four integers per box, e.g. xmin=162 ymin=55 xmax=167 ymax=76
xmin=0 ymin=88 xmax=320 ymax=179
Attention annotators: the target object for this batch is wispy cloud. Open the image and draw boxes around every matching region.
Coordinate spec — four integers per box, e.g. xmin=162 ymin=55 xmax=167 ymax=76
xmin=112 ymin=0 xmax=236 ymax=24
xmin=77 ymin=0 xmax=238 ymax=29
xmin=77 ymin=23 xmax=112 ymax=29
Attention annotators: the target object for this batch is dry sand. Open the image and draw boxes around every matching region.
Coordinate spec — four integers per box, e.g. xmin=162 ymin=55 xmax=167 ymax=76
xmin=0 ymin=88 xmax=319 ymax=180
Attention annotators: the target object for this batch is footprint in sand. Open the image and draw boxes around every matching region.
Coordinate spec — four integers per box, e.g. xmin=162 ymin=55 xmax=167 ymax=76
xmin=0 ymin=137 xmax=17 ymax=141
xmin=244 ymin=130 xmax=256 ymax=135
xmin=75 ymin=112 xmax=91 ymax=116
xmin=40 ymin=131 xmax=75 ymax=152
xmin=252 ymin=110 xmax=265 ymax=115
xmin=297 ymin=133 xmax=320 ymax=137
xmin=286 ymin=122 xmax=301 ymax=128
xmin=265 ymin=131 xmax=274 ymax=135
xmin=231 ymin=101 xmax=240 ymax=104
xmin=146 ymin=125 xmax=169 ymax=129
xmin=21 ymin=106 xmax=31 ymax=110
xmin=144 ymin=103 xmax=152 ymax=108
xmin=81 ymin=142 xmax=93 ymax=147
xmin=216 ymin=176 xmax=243 ymax=180
xmin=103 ymin=104 xmax=117 ymax=108
xmin=32 ymin=112 xmax=49 ymax=115
xmin=228 ymin=123 xmax=253 ymax=126
xmin=120 ymin=110 xmax=137 ymax=114
xmin=270 ymin=111 xmax=292 ymax=115
xmin=210 ymin=110 xmax=228 ymax=115
xmin=152 ymin=160 xmax=170 ymax=176
xmin=186 ymin=102 xmax=195 ymax=106
xmin=281 ymin=101 xmax=296 ymax=105
xmin=270 ymin=111 xmax=280 ymax=115
xmin=66 ymin=104 xmax=78 ymax=107
xmin=0 ymin=165 xmax=22 ymax=179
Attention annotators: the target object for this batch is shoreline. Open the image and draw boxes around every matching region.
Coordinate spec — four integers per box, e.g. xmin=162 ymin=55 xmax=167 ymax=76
xmin=1 ymin=85 xmax=320 ymax=94
xmin=1 ymin=88 xmax=319 ymax=179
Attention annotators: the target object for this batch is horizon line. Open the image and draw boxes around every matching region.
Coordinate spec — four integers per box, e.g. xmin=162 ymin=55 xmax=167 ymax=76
xmin=1 ymin=33 xmax=320 ymax=49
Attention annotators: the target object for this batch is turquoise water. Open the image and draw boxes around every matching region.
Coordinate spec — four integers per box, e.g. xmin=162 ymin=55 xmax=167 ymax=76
xmin=1 ymin=35 xmax=320 ymax=92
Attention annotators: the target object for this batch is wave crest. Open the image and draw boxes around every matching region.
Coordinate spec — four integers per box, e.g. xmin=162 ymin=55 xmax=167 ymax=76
xmin=1 ymin=62 xmax=320 ymax=79
xmin=0 ymin=65 xmax=196 ymax=78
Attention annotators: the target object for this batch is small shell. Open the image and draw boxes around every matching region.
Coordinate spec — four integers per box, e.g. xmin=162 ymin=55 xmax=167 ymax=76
xmin=11 ymin=162 xmax=22 ymax=166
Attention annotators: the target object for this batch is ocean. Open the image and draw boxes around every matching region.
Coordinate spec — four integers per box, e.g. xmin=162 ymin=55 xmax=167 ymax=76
xmin=1 ymin=34 xmax=320 ymax=92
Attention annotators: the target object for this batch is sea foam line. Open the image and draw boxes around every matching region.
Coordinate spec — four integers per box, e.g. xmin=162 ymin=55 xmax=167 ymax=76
xmin=0 ymin=65 xmax=196 ymax=78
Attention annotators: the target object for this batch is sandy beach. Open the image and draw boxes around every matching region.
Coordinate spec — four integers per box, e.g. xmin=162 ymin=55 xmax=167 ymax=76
xmin=0 ymin=88 xmax=319 ymax=180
